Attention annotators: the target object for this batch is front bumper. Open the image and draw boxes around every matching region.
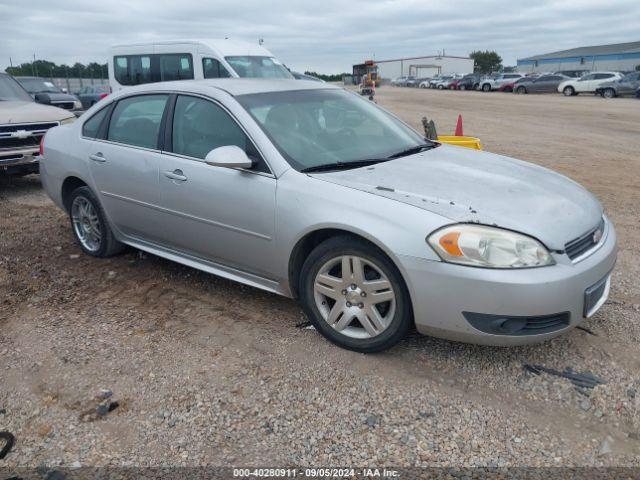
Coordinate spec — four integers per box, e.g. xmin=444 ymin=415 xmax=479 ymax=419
xmin=0 ymin=148 xmax=40 ymax=174
xmin=397 ymin=221 xmax=617 ymax=346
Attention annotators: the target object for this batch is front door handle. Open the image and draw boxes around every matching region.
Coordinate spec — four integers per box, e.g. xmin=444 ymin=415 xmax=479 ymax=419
xmin=89 ymin=152 xmax=106 ymax=163
xmin=164 ymin=169 xmax=187 ymax=182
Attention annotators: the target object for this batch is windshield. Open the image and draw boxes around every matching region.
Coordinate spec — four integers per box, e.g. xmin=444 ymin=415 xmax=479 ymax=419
xmin=224 ymin=56 xmax=293 ymax=79
xmin=17 ymin=78 xmax=61 ymax=94
xmin=0 ymin=74 xmax=33 ymax=102
xmin=238 ymin=89 xmax=427 ymax=171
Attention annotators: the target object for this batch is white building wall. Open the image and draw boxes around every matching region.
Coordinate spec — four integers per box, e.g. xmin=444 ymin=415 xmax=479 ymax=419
xmin=376 ymin=56 xmax=474 ymax=80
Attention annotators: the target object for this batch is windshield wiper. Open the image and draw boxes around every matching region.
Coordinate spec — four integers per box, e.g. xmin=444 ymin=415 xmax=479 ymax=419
xmin=387 ymin=142 xmax=437 ymax=159
xmin=301 ymin=159 xmax=389 ymax=173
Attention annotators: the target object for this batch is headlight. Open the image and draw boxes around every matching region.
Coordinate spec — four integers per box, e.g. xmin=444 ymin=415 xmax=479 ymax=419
xmin=427 ymin=224 xmax=554 ymax=268
xmin=60 ymin=117 xmax=75 ymax=125
xmin=73 ymin=100 xmax=82 ymax=110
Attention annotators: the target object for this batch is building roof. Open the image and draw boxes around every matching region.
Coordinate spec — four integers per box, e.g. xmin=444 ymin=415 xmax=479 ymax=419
xmin=374 ymin=55 xmax=471 ymax=63
xmin=520 ymin=41 xmax=640 ymax=61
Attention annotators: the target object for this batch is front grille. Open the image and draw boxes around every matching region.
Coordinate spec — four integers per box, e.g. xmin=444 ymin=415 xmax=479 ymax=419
xmin=52 ymin=101 xmax=75 ymax=110
xmin=463 ymin=312 xmax=570 ymax=336
xmin=0 ymin=122 xmax=59 ymax=152
xmin=565 ymin=218 xmax=605 ymax=261
xmin=0 ymin=122 xmax=58 ymax=135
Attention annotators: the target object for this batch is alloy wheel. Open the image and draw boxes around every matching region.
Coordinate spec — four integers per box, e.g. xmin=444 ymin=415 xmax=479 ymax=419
xmin=71 ymin=196 xmax=102 ymax=252
xmin=313 ymin=255 xmax=396 ymax=339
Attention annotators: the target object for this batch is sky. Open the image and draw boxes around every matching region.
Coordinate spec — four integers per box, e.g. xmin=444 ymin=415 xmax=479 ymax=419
xmin=2 ymin=0 xmax=640 ymax=74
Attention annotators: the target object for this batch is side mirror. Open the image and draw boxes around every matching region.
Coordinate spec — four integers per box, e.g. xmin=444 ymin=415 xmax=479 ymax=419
xmin=34 ymin=93 xmax=51 ymax=105
xmin=205 ymin=145 xmax=253 ymax=169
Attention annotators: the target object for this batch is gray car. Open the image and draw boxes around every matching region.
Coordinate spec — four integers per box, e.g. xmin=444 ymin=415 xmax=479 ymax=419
xmin=39 ymin=79 xmax=617 ymax=352
xmin=595 ymin=72 xmax=640 ymax=98
xmin=514 ymin=74 xmax=570 ymax=94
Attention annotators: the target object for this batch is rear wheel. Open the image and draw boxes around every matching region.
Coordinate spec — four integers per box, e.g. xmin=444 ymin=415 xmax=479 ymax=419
xmin=516 ymin=86 xmax=527 ymax=94
xmin=603 ymin=88 xmax=616 ymax=99
xmin=438 ymin=84 xmax=444 ymax=90
xmin=459 ymin=84 xmax=467 ymax=91
xmin=482 ymin=83 xmax=491 ymax=92
xmin=299 ymin=236 xmax=412 ymax=353
xmin=69 ymin=186 xmax=125 ymax=258
xmin=563 ymin=86 xmax=575 ymax=96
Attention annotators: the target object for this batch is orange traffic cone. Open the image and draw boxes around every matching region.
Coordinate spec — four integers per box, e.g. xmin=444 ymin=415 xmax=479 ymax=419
xmin=454 ymin=114 xmax=464 ymax=136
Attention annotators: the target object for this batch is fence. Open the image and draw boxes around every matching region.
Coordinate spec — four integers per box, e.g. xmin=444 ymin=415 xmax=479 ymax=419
xmin=45 ymin=77 xmax=110 ymax=94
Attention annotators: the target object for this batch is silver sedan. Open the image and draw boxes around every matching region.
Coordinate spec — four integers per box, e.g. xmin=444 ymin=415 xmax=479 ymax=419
xmin=40 ymin=79 xmax=617 ymax=352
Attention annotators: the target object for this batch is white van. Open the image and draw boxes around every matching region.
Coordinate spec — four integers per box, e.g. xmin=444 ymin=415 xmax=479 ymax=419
xmin=108 ymin=39 xmax=292 ymax=91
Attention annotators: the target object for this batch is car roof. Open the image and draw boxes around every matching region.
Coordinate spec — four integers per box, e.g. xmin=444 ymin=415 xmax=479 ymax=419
xmin=110 ymin=38 xmax=273 ymax=57
xmin=111 ymin=78 xmax=340 ymax=98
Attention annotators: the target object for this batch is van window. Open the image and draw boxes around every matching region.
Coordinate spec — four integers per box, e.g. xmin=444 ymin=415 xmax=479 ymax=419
xmin=224 ymin=56 xmax=292 ymax=79
xmin=202 ymin=58 xmax=231 ymax=79
xmin=113 ymin=54 xmax=194 ymax=85
xmin=108 ymin=95 xmax=169 ymax=149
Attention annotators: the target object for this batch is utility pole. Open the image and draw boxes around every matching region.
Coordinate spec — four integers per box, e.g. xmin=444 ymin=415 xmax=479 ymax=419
xmin=33 ymin=53 xmax=38 ymax=76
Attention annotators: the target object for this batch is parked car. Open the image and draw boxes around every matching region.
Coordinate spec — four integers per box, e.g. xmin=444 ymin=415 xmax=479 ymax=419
xmin=558 ymin=72 xmax=623 ymax=96
xmin=399 ymin=76 xmax=416 ymax=87
xmin=514 ymin=74 xmax=570 ymax=94
xmin=391 ymin=76 xmax=407 ymax=86
xmin=109 ymin=39 xmax=293 ymax=92
xmin=76 ymin=85 xmax=112 ymax=109
xmin=455 ymin=74 xmax=482 ymax=91
xmin=554 ymin=70 xmax=590 ymax=78
xmin=405 ymin=76 xmax=423 ymax=87
xmin=15 ymin=77 xmax=84 ymax=116
xmin=480 ymin=73 xmax=524 ymax=92
xmin=0 ymin=72 xmax=75 ymax=176
xmin=412 ymin=77 xmax=431 ymax=88
xmin=40 ymin=78 xmax=617 ymax=352
xmin=595 ymin=72 xmax=640 ymax=98
xmin=432 ymin=76 xmax=453 ymax=89
xmin=445 ymin=74 xmax=464 ymax=89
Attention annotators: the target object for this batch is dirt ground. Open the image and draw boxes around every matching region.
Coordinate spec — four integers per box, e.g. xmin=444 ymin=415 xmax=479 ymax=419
xmin=1 ymin=88 xmax=639 ymax=470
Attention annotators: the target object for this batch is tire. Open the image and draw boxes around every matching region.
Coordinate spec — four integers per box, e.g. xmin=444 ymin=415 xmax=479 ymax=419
xmin=516 ymin=86 xmax=527 ymax=94
xmin=299 ymin=236 xmax=412 ymax=353
xmin=482 ymin=83 xmax=491 ymax=92
xmin=603 ymin=88 xmax=616 ymax=99
xmin=563 ymin=86 xmax=575 ymax=96
xmin=68 ymin=186 xmax=125 ymax=258
xmin=438 ymin=84 xmax=444 ymax=90
xmin=459 ymin=84 xmax=466 ymax=91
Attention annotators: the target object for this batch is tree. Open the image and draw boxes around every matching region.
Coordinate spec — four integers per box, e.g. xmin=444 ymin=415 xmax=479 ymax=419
xmin=5 ymin=60 xmax=107 ymax=78
xmin=636 ymin=64 xmax=640 ymax=71
xmin=304 ymin=71 xmax=349 ymax=82
xmin=470 ymin=50 xmax=503 ymax=74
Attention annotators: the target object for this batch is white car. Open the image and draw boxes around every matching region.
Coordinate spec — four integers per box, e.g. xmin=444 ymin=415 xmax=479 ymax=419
xmin=480 ymin=73 xmax=523 ymax=92
xmin=557 ymin=72 xmax=623 ymax=96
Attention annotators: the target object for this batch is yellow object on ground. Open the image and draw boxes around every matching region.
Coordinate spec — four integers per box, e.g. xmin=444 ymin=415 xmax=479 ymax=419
xmin=437 ymin=135 xmax=483 ymax=150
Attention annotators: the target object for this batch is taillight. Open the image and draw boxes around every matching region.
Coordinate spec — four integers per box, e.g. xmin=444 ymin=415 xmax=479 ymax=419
xmin=39 ymin=134 xmax=45 ymax=157
xmin=99 ymin=93 xmax=109 ymax=100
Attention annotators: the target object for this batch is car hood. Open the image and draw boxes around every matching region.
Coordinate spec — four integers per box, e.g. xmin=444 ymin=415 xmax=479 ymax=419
xmin=0 ymin=101 xmax=74 ymax=123
xmin=44 ymin=92 xmax=79 ymax=102
xmin=310 ymin=145 xmax=603 ymax=250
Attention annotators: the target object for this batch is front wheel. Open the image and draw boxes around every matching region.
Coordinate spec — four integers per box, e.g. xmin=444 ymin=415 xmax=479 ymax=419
xmin=602 ymin=88 xmax=616 ymax=99
xmin=459 ymin=84 xmax=466 ymax=91
xmin=563 ymin=86 xmax=575 ymax=96
xmin=299 ymin=236 xmax=412 ymax=353
xmin=69 ymin=186 xmax=125 ymax=258
xmin=516 ymin=86 xmax=526 ymax=94
xmin=482 ymin=83 xmax=491 ymax=92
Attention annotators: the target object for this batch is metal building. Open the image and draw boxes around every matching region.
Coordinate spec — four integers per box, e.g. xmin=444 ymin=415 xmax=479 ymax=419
xmin=517 ymin=41 xmax=640 ymax=73
xmin=354 ymin=55 xmax=474 ymax=83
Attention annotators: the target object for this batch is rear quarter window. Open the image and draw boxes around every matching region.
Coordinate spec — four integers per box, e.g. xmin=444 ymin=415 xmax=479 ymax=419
xmin=82 ymin=107 xmax=109 ymax=138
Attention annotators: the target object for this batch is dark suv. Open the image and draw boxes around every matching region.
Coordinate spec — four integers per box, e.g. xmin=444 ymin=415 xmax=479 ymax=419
xmin=456 ymin=74 xmax=482 ymax=91
xmin=15 ymin=77 xmax=84 ymax=116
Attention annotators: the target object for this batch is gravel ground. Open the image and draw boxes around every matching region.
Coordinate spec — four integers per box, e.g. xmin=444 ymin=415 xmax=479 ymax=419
xmin=1 ymin=88 xmax=639 ymax=469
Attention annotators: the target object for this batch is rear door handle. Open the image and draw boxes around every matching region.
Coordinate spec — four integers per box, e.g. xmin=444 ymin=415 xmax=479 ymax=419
xmin=89 ymin=153 xmax=106 ymax=163
xmin=164 ymin=169 xmax=187 ymax=182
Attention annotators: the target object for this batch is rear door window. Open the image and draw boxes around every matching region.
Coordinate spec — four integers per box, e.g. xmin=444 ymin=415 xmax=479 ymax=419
xmin=159 ymin=54 xmax=194 ymax=81
xmin=82 ymin=107 xmax=109 ymax=138
xmin=594 ymin=73 xmax=614 ymax=80
xmin=113 ymin=54 xmax=194 ymax=85
xmin=107 ymin=94 xmax=169 ymax=149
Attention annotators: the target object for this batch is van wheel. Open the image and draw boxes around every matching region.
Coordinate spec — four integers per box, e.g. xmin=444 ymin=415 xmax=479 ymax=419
xmin=563 ymin=86 xmax=575 ymax=96
xmin=299 ymin=236 xmax=412 ymax=353
xmin=69 ymin=186 xmax=125 ymax=258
